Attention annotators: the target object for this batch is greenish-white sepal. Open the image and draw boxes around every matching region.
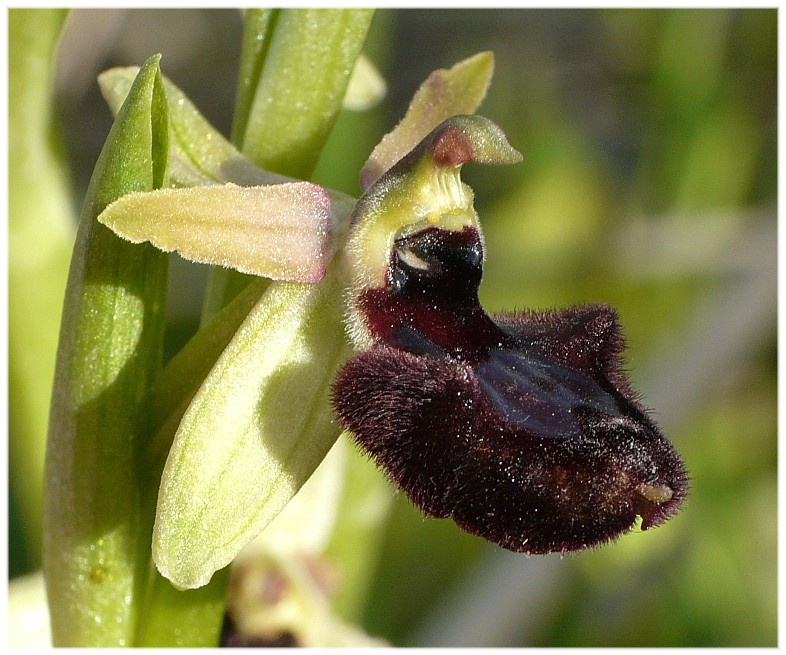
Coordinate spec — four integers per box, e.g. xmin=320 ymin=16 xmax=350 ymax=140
xmin=152 ymin=267 xmax=351 ymax=590
xmin=234 ymin=437 xmax=347 ymax=563
xmin=343 ymin=54 xmax=386 ymax=111
xmin=360 ymin=51 xmax=494 ymax=191
xmin=98 ymin=182 xmax=335 ymax=283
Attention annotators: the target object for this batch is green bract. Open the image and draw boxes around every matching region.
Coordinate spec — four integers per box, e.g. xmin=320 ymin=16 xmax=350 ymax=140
xmin=43 ymin=54 xmax=169 ymax=647
xmin=235 ymin=9 xmax=374 ymax=177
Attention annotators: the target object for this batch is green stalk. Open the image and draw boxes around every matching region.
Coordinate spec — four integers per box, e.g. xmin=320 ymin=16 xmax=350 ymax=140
xmin=8 ymin=8 xmax=72 ymax=568
xmin=231 ymin=8 xmax=278 ymax=147
xmin=43 ymin=55 xmax=169 ymax=646
xmin=136 ymin=567 xmax=232 ymax=647
xmin=238 ymin=8 xmax=375 ymax=178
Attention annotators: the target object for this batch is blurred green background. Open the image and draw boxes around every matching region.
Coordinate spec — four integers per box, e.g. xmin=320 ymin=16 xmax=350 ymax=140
xmin=9 ymin=8 xmax=776 ymax=647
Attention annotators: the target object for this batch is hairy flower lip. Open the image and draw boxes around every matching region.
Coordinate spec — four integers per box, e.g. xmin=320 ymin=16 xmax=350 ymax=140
xmin=332 ymin=335 xmax=689 ymax=554
xmin=335 ymin=220 xmax=689 ymax=554
xmin=336 ymin=105 xmax=688 ymax=555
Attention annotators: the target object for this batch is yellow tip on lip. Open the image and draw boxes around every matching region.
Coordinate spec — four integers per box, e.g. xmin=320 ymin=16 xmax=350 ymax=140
xmin=636 ymin=482 xmax=674 ymax=504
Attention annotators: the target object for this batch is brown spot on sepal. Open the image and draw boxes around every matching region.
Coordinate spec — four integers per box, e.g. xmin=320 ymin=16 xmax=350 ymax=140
xmin=431 ymin=127 xmax=475 ymax=167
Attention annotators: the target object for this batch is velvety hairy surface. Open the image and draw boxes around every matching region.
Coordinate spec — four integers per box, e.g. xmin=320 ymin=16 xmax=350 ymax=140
xmin=334 ymin=223 xmax=688 ymax=554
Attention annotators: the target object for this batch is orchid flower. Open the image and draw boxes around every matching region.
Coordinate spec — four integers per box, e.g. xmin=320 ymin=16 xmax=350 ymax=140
xmin=43 ymin=14 xmax=687 ymax=645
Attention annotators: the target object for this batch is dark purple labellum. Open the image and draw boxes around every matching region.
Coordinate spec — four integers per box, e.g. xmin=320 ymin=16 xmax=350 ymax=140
xmin=333 ymin=225 xmax=688 ymax=554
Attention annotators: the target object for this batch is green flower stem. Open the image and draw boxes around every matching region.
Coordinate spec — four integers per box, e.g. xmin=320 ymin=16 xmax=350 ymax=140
xmin=236 ymin=8 xmax=374 ymax=178
xmin=324 ymin=440 xmax=394 ymax=622
xmin=231 ymin=8 xmax=278 ymax=147
xmin=43 ymin=55 xmax=169 ymax=647
xmin=8 ymin=8 xmax=72 ymax=567
xmin=204 ymin=8 xmax=374 ymax=319
xmin=200 ymin=269 xmax=259 ymax=326
xmin=136 ymin=567 xmax=232 ymax=647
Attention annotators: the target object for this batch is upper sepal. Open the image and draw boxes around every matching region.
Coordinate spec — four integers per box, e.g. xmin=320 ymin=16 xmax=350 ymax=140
xmin=361 ymin=51 xmax=496 ymax=191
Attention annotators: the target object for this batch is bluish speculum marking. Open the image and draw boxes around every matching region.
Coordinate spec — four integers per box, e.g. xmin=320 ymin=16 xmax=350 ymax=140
xmin=475 ymin=348 xmax=623 ymax=438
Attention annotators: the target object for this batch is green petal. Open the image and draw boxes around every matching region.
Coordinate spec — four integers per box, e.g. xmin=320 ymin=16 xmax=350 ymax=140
xmin=360 ymin=51 xmax=495 ymax=191
xmin=98 ymin=182 xmax=335 ymax=282
xmin=153 ymin=267 xmax=351 ymax=590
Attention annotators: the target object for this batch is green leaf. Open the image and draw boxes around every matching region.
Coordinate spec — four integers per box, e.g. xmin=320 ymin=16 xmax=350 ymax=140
xmin=238 ymin=8 xmax=375 ymax=178
xmin=8 ymin=7 xmax=72 ymax=567
xmin=231 ymin=8 xmax=278 ymax=146
xmin=43 ymin=54 xmax=169 ymax=647
xmin=98 ymin=182 xmax=335 ymax=282
xmin=360 ymin=51 xmax=495 ymax=191
xmin=153 ymin=266 xmax=351 ymax=590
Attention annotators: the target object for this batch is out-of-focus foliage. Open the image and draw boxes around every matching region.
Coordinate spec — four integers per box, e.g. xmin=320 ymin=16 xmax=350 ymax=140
xmin=10 ymin=8 xmax=775 ymax=648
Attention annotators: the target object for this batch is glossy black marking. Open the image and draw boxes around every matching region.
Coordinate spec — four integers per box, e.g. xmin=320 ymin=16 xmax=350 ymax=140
xmin=334 ymin=223 xmax=689 ymax=554
xmin=389 ymin=227 xmax=484 ymax=295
